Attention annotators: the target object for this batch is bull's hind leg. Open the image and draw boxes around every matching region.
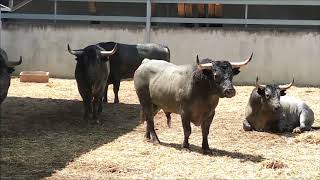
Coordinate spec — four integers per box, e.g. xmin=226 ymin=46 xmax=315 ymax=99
xmin=181 ymin=112 xmax=192 ymax=149
xmin=113 ymin=81 xmax=120 ymax=104
xmin=164 ymin=111 xmax=172 ymax=128
xmin=136 ymin=88 xmax=160 ymax=144
xmin=146 ymin=112 xmax=160 ymax=144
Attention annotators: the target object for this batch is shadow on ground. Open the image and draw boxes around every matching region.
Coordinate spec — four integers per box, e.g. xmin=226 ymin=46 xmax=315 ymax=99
xmin=160 ymin=142 xmax=265 ymax=163
xmin=0 ymin=97 xmax=140 ymax=179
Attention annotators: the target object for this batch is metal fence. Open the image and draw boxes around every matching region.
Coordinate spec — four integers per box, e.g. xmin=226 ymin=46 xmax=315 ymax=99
xmin=1 ymin=0 xmax=320 ymax=43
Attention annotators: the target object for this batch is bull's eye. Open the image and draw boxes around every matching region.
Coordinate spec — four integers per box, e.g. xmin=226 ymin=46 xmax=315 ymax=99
xmin=265 ymin=94 xmax=270 ymax=99
xmin=213 ymin=73 xmax=221 ymax=81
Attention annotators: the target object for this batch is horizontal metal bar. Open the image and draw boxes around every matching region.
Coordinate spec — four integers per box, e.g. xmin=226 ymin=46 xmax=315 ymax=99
xmin=1 ymin=13 xmax=146 ymax=22
xmin=152 ymin=17 xmax=320 ymax=26
xmin=49 ymin=0 xmax=320 ymax=5
xmin=2 ymin=13 xmax=320 ymax=26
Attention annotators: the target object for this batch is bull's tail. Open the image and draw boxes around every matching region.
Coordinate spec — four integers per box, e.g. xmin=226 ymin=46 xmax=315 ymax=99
xmin=142 ymin=58 xmax=151 ymax=64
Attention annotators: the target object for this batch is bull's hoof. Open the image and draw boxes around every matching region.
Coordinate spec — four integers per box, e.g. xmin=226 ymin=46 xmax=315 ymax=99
xmin=182 ymin=142 xmax=190 ymax=149
xmin=201 ymin=148 xmax=212 ymax=155
xmin=293 ymin=127 xmax=302 ymax=133
xmin=113 ymin=100 xmax=119 ymax=104
xmin=144 ymin=132 xmax=151 ymax=140
xmin=151 ymin=138 xmax=160 ymax=145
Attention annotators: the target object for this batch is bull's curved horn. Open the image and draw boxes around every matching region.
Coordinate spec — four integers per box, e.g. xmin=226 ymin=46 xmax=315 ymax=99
xmin=255 ymin=76 xmax=266 ymax=89
xmin=230 ymin=52 xmax=253 ymax=68
xmin=67 ymin=44 xmax=84 ymax=56
xmin=100 ymin=43 xmax=117 ymax=57
xmin=196 ymin=55 xmax=212 ymax=70
xmin=279 ymin=76 xmax=294 ymax=90
xmin=6 ymin=56 xmax=22 ymax=67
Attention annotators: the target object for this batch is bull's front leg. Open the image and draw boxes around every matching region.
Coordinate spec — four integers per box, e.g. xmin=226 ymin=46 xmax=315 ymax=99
xmin=181 ymin=113 xmax=191 ymax=149
xmin=92 ymin=97 xmax=99 ymax=123
xmin=201 ymin=111 xmax=215 ymax=155
xmin=293 ymin=113 xmax=313 ymax=133
xmin=103 ymin=84 xmax=109 ymax=103
xmin=82 ymin=97 xmax=92 ymax=123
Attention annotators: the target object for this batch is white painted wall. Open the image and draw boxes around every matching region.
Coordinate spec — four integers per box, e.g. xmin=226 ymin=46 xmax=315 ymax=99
xmin=2 ymin=23 xmax=320 ymax=86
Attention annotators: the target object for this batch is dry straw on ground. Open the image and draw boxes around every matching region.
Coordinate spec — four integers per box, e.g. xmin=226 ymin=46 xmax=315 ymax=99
xmin=1 ymin=78 xmax=319 ymax=179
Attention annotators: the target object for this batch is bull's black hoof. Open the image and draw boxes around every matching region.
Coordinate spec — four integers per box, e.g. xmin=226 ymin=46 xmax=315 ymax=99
xmin=113 ymin=100 xmax=119 ymax=104
xmin=144 ymin=131 xmax=151 ymax=139
xmin=182 ymin=142 xmax=190 ymax=149
xmin=151 ymin=138 xmax=160 ymax=145
xmin=201 ymin=148 xmax=212 ymax=155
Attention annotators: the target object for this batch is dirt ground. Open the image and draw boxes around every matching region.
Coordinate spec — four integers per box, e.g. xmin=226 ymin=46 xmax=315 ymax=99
xmin=1 ymin=78 xmax=319 ymax=179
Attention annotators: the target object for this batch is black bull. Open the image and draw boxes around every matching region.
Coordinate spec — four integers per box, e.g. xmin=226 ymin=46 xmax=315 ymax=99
xmin=134 ymin=53 xmax=253 ymax=154
xmin=96 ymin=42 xmax=170 ymax=104
xmin=0 ymin=48 xmax=22 ymax=117
xmin=67 ymin=44 xmax=117 ymax=123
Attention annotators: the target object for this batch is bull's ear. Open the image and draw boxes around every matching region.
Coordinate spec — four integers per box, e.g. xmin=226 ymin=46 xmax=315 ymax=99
xmin=232 ymin=67 xmax=240 ymax=76
xmin=280 ymin=90 xmax=287 ymax=96
xmin=257 ymin=87 xmax=265 ymax=96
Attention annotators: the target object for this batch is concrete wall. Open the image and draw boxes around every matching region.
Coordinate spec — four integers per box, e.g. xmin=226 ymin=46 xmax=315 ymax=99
xmin=2 ymin=23 xmax=320 ymax=86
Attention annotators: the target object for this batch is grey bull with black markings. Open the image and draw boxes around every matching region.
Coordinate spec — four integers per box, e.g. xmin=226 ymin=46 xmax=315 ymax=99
xmin=243 ymin=76 xmax=315 ymax=133
xmin=134 ymin=53 xmax=253 ymax=154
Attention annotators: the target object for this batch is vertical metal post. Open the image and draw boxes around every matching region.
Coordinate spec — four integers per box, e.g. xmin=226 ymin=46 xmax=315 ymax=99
xmin=145 ymin=0 xmax=151 ymax=43
xmin=54 ymin=0 xmax=57 ymax=23
xmin=0 ymin=9 xmax=2 ymax=48
xmin=245 ymin=4 xmax=248 ymax=28
xmin=9 ymin=0 xmax=14 ymax=9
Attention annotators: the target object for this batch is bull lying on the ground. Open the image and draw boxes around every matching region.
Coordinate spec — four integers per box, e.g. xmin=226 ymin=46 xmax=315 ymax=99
xmin=0 ymin=48 xmax=22 ymax=117
xmin=97 ymin=42 xmax=170 ymax=104
xmin=243 ymin=77 xmax=315 ymax=133
xmin=134 ymin=53 xmax=253 ymax=154
xmin=68 ymin=43 xmax=117 ymax=123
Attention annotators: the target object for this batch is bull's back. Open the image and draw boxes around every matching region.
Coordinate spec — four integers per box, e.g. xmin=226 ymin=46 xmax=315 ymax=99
xmin=137 ymin=43 xmax=170 ymax=62
xmin=135 ymin=60 xmax=189 ymax=113
xmin=99 ymin=42 xmax=170 ymax=80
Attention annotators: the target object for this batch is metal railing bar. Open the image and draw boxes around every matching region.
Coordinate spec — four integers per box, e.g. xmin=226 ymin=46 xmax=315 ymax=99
xmin=152 ymin=17 xmax=320 ymax=26
xmin=49 ymin=0 xmax=320 ymax=6
xmin=2 ymin=13 xmax=320 ymax=26
xmin=1 ymin=13 xmax=146 ymax=22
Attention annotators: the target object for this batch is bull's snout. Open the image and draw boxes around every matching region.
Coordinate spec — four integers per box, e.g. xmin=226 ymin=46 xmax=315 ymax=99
xmin=224 ymin=88 xmax=236 ymax=98
xmin=273 ymin=105 xmax=281 ymax=112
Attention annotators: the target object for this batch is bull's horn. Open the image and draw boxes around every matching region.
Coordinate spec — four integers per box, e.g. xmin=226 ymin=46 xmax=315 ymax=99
xmin=279 ymin=76 xmax=294 ymax=90
xmin=67 ymin=44 xmax=84 ymax=56
xmin=6 ymin=56 xmax=22 ymax=67
xmin=230 ymin=52 xmax=253 ymax=68
xmin=196 ymin=55 xmax=212 ymax=70
xmin=255 ymin=76 xmax=266 ymax=89
xmin=100 ymin=43 xmax=117 ymax=57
